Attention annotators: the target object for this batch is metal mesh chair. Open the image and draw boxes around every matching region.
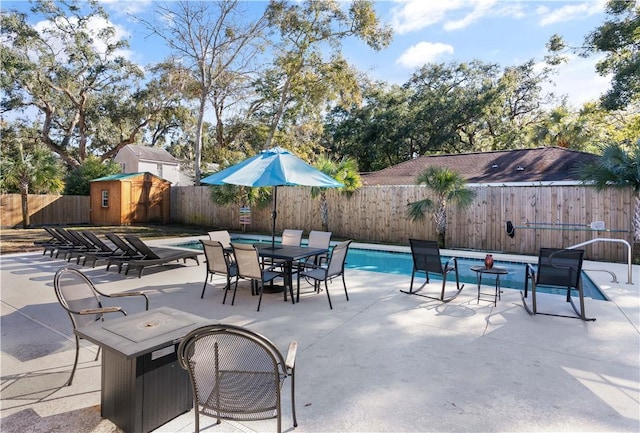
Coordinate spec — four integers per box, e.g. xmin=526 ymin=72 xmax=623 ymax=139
xmin=200 ymin=239 xmax=237 ymax=300
xmin=53 ymin=267 xmax=149 ymax=386
xmin=400 ymin=239 xmax=464 ymax=302
xmin=177 ymin=324 xmax=297 ymax=433
xmin=521 ymin=248 xmax=594 ymax=321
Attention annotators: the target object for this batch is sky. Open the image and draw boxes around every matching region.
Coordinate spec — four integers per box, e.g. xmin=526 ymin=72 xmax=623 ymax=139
xmin=3 ymin=0 xmax=617 ymax=108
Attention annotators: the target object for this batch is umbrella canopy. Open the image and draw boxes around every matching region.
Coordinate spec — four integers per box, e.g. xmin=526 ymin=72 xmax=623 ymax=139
xmin=201 ymin=146 xmax=343 ymax=246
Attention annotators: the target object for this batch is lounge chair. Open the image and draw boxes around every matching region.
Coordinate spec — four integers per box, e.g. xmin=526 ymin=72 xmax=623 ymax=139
xmin=177 ymin=324 xmax=297 ymax=433
xmin=104 ymin=233 xmax=145 ymax=273
xmin=37 ymin=226 xmax=72 ymax=256
xmin=122 ymin=234 xmax=201 ymax=278
xmin=400 ymin=239 xmax=464 ymax=302
xmin=79 ymin=231 xmax=128 ymax=267
xmin=521 ymin=247 xmax=594 ymax=321
xmin=53 ymin=228 xmax=98 ymax=260
xmin=298 ymin=240 xmax=351 ymax=309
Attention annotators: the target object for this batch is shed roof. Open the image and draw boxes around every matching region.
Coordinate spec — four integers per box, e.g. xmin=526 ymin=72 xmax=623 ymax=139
xmin=361 ymin=147 xmax=599 ymax=186
xmin=91 ymin=172 xmax=170 ymax=182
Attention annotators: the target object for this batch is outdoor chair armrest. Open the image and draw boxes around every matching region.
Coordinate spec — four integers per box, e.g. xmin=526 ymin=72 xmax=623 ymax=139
xmin=108 ymin=291 xmax=150 ymax=310
xmin=285 ymin=340 xmax=297 ymax=374
xmin=444 ymin=256 xmax=457 ymax=271
xmin=78 ymin=307 xmax=125 ymax=315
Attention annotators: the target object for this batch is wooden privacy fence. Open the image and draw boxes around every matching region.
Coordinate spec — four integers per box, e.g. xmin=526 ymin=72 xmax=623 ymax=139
xmin=171 ymin=185 xmax=634 ymax=262
xmin=0 ymin=194 xmax=89 ymax=228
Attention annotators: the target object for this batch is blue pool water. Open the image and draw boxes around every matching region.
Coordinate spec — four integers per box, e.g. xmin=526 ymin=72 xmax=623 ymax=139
xmin=174 ymin=238 xmax=605 ymax=300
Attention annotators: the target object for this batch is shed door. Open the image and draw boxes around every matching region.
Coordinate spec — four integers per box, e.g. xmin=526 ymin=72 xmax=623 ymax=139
xmin=132 ymin=180 xmax=150 ymax=223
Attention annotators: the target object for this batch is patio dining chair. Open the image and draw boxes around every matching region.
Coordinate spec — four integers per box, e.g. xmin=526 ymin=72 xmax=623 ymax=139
xmin=53 ymin=267 xmax=149 ymax=386
xmin=400 ymin=239 xmax=464 ymax=302
xmin=521 ymin=247 xmax=594 ymax=321
xmin=200 ymin=239 xmax=238 ymax=300
xmin=177 ymin=324 xmax=298 ymax=433
xmin=231 ymin=243 xmax=281 ymax=311
xmin=208 ymin=230 xmax=232 ymax=248
xmin=298 ymin=240 xmax=351 ymax=309
xmin=281 ymin=229 xmax=303 ymax=246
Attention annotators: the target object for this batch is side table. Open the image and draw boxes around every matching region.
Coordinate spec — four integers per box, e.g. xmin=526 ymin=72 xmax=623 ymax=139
xmin=470 ymin=266 xmax=508 ymax=306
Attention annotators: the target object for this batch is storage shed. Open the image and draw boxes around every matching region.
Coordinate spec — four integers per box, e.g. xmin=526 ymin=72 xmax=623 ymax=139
xmin=90 ymin=172 xmax=171 ymax=225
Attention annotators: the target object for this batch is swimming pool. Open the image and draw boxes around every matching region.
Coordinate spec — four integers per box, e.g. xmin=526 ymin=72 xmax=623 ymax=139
xmin=173 ymin=238 xmax=605 ymax=300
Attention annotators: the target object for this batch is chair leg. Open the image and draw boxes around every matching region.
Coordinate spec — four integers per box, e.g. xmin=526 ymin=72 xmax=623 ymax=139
xmin=325 ymin=280 xmax=333 ymax=309
xmin=291 ymin=370 xmax=298 ymax=428
xmin=257 ymin=282 xmax=264 ymax=311
xmin=342 ymin=273 xmax=349 ymax=301
xmin=201 ymin=271 xmax=209 ymax=299
xmin=66 ymin=335 xmax=80 ymax=386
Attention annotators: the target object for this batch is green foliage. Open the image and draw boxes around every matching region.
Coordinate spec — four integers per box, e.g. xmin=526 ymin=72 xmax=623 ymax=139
xmin=310 ymin=154 xmax=362 ymax=231
xmin=258 ymin=0 xmax=392 ymax=148
xmin=575 ymin=141 xmax=640 ymax=194
xmin=407 ymin=166 xmax=476 ymax=248
xmin=586 ymin=0 xmax=640 ymax=110
xmin=547 ymin=0 xmax=639 ymax=110
xmin=575 ymin=140 xmax=640 ymax=244
xmin=64 ymin=156 xmax=121 ymax=195
xmin=0 ymin=121 xmax=65 ymax=195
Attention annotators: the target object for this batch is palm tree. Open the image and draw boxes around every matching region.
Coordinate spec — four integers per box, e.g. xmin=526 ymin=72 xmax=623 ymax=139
xmin=311 ymin=156 xmax=362 ymax=232
xmin=575 ymin=141 xmax=640 ymax=260
xmin=0 ymin=143 xmax=64 ymax=228
xmin=407 ymin=166 xmax=476 ymax=248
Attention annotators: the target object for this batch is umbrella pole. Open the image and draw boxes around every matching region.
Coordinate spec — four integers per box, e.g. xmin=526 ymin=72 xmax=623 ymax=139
xmin=271 ymin=186 xmax=277 ymax=249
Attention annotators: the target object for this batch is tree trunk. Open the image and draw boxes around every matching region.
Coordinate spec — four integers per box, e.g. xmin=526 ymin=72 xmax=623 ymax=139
xmin=20 ymin=189 xmax=29 ymax=229
xmin=320 ymin=192 xmax=329 ymax=232
xmin=194 ymin=93 xmax=206 ymax=185
xmin=434 ymin=204 xmax=446 ymax=248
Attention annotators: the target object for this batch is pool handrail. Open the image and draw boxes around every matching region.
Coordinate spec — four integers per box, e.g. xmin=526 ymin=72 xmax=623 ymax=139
xmin=566 ymin=238 xmax=633 ymax=285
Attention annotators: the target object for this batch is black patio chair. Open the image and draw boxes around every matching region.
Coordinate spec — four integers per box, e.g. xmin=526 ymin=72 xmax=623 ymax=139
xmin=177 ymin=324 xmax=297 ymax=433
xmin=400 ymin=239 xmax=464 ymax=302
xmin=521 ymin=247 xmax=594 ymax=321
xmin=53 ymin=267 xmax=149 ymax=386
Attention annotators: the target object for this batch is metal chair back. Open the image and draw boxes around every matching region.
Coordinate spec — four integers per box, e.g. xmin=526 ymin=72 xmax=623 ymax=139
xmin=177 ymin=324 xmax=297 ymax=433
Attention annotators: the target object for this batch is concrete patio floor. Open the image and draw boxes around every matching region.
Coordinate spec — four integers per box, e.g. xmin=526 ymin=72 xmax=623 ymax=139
xmin=1 ymin=236 xmax=639 ymax=433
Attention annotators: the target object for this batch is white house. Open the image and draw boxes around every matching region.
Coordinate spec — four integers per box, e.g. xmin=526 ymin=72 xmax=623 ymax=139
xmin=114 ymin=144 xmax=192 ymax=185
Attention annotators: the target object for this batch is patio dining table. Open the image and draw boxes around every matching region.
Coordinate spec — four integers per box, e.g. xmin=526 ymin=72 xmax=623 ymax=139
xmin=257 ymin=244 xmax=329 ymax=303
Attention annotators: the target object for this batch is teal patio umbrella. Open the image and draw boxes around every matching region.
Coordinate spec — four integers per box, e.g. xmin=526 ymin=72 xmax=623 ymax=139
xmin=201 ymin=147 xmax=343 ymax=248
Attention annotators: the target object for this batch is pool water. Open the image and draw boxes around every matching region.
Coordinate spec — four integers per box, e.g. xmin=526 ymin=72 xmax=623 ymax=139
xmin=174 ymin=239 xmax=605 ymax=300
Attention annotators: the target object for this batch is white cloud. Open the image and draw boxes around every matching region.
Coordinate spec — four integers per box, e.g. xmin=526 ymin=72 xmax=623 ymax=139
xmin=541 ymin=55 xmax=611 ymax=107
xmin=390 ymin=0 xmax=468 ymax=34
xmin=538 ymin=0 xmax=607 ymax=26
xmin=390 ymin=0 xmax=522 ymax=34
xmin=396 ymin=42 xmax=454 ymax=68
xmin=443 ymin=0 xmax=497 ymax=31
xmin=33 ymin=15 xmax=133 ymax=61
xmin=99 ymin=0 xmax=153 ymax=16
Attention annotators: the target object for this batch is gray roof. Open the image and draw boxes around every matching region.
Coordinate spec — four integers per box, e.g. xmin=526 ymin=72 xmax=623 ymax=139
xmin=122 ymin=144 xmax=179 ymax=164
xmin=361 ymin=147 xmax=599 ymax=186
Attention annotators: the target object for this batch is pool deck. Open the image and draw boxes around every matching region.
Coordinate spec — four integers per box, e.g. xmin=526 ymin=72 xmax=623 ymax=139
xmin=1 ymin=235 xmax=639 ymax=433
